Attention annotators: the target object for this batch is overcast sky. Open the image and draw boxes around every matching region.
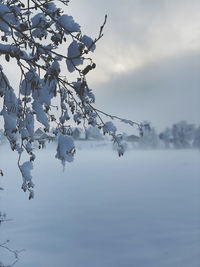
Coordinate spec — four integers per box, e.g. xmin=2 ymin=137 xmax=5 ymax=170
xmin=67 ymin=0 xmax=200 ymax=131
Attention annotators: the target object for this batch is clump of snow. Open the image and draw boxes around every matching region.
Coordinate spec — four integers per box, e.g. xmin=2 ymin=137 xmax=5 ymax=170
xmin=20 ymin=160 xmax=35 ymax=199
xmin=4 ymin=88 xmax=17 ymax=113
xmin=31 ymin=13 xmax=49 ymax=38
xmin=1 ymin=108 xmax=16 ymax=132
xmin=20 ymin=161 xmax=33 ymax=182
xmin=82 ymin=35 xmax=96 ymax=52
xmin=25 ymin=141 xmax=32 ymax=154
xmin=56 ymin=134 xmax=75 ymax=166
xmin=32 ymin=100 xmax=49 ymax=130
xmin=0 ymin=65 xmax=10 ymax=95
xmin=45 ymin=2 xmax=57 ymax=14
xmin=50 ymin=61 xmax=60 ymax=75
xmin=103 ymin=121 xmax=117 ymax=135
xmin=58 ymin=14 xmax=80 ymax=33
xmin=25 ymin=110 xmax=34 ymax=137
xmin=0 ymin=3 xmax=14 ymax=33
xmin=31 ymin=13 xmax=47 ymax=28
xmin=21 ymin=127 xmax=29 ymax=140
xmin=66 ymin=41 xmax=83 ymax=72
xmin=59 ymin=110 xmax=70 ymax=124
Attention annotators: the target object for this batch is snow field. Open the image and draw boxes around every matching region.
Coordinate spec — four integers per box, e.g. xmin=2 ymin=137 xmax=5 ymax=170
xmin=0 ymin=144 xmax=199 ymax=267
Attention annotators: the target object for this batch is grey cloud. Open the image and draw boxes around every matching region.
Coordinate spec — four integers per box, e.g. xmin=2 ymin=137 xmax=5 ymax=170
xmin=68 ymin=0 xmax=200 ymax=47
xmin=63 ymin=1 xmax=200 ymax=130
xmin=93 ymin=51 xmax=200 ymax=131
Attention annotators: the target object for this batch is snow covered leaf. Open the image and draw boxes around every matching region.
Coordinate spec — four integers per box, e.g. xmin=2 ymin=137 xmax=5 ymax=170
xmin=58 ymin=14 xmax=80 ymax=33
xmin=31 ymin=13 xmax=47 ymax=28
xmin=82 ymin=35 xmax=96 ymax=52
xmin=103 ymin=121 xmax=117 ymax=135
xmin=25 ymin=111 xmax=34 ymax=137
xmin=1 ymin=108 xmax=17 ymax=132
xmin=45 ymin=2 xmax=57 ymax=15
xmin=32 ymin=100 xmax=49 ymax=129
xmin=66 ymin=40 xmax=83 ymax=72
xmin=20 ymin=161 xmax=33 ymax=182
xmin=0 ymin=3 xmax=13 ymax=33
xmin=56 ymin=134 xmax=75 ymax=166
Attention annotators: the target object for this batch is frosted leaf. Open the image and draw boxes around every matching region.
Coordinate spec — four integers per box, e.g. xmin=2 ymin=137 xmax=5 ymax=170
xmin=56 ymin=134 xmax=75 ymax=165
xmin=29 ymin=189 xmax=34 ymax=200
xmin=103 ymin=121 xmax=117 ymax=134
xmin=0 ymin=68 xmax=10 ymax=95
xmin=50 ymin=61 xmax=61 ymax=75
xmin=25 ymin=141 xmax=32 ymax=154
xmin=72 ymin=80 xmax=82 ymax=91
xmin=32 ymin=83 xmax=52 ymax=107
xmin=20 ymin=161 xmax=33 ymax=182
xmin=21 ymin=80 xmax=31 ymax=96
xmin=0 ymin=2 xmax=10 ymax=14
xmin=1 ymin=108 xmax=17 ymax=131
xmin=58 ymin=14 xmax=80 ymax=33
xmin=10 ymin=5 xmax=21 ymax=16
xmin=38 ymin=45 xmax=54 ymax=55
xmin=66 ymin=40 xmax=83 ymax=72
xmin=117 ymin=142 xmax=127 ymax=157
xmin=73 ymin=112 xmax=82 ymax=123
xmin=59 ymin=110 xmax=70 ymax=124
xmin=31 ymin=13 xmax=47 ymax=28
xmin=21 ymin=127 xmax=29 ymax=140
xmin=45 ymin=2 xmax=57 ymax=14
xmin=21 ymin=71 xmax=41 ymax=96
xmin=0 ymin=2 xmax=18 ymax=32
xmin=0 ymin=3 xmax=12 ymax=32
xmin=0 ymin=44 xmax=11 ymax=54
xmin=88 ymin=91 xmax=95 ymax=102
xmin=82 ymin=35 xmax=96 ymax=52
xmin=32 ymin=100 xmax=49 ymax=129
xmin=88 ymin=117 xmax=97 ymax=127
xmin=61 ymin=102 xmax=67 ymax=110
xmin=32 ymin=28 xmax=48 ymax=39
xmin=4 ymin=89 xmax=17 ymax=113
xmin=25 ymin=111 xmax=34 ymax=137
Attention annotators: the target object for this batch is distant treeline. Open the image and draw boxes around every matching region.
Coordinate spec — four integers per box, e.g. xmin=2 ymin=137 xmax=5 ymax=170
xmin=0 ymin=121 xmax=199 ymax=150
xmin=135 ymin=121 xmax=200 ymax=149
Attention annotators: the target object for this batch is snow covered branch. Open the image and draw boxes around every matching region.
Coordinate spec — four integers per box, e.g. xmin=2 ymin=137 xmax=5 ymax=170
xmin=0 ymin=240 xmax=23 ymax=267
xmin=0 ymin=211 xmax=23 ymax=267
xmin=0 ymin=0 xmax=140 ymax=198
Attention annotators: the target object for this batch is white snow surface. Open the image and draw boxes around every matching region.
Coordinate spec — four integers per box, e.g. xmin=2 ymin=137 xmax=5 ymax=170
xmin=0 ymin=145 xmax=199 ymax=267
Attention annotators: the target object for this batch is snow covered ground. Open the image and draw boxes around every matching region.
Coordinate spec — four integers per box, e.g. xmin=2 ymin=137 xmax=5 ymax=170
xmin=0 ymin=143 xmax=200 ymax=267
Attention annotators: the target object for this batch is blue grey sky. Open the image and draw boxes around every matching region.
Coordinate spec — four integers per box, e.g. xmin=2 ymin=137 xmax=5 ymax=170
xmin=0 ymin=0 xmax=199 ymax=132
xmin=67 ymin=0 xmax=200 ymax=131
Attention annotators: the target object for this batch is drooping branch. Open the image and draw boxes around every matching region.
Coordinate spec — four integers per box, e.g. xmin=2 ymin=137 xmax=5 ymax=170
xmin=0 ymin=240 xmax=24 ymax=266
xmin=0 ymin=0 xmax=139 ymax=199
xmin=0 ymin=211 xmax=24 ymax=266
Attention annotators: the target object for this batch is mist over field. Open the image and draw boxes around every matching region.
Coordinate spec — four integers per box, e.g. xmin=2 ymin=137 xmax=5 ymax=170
xmin=0 ymin=143 xmax=200 ymax=267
